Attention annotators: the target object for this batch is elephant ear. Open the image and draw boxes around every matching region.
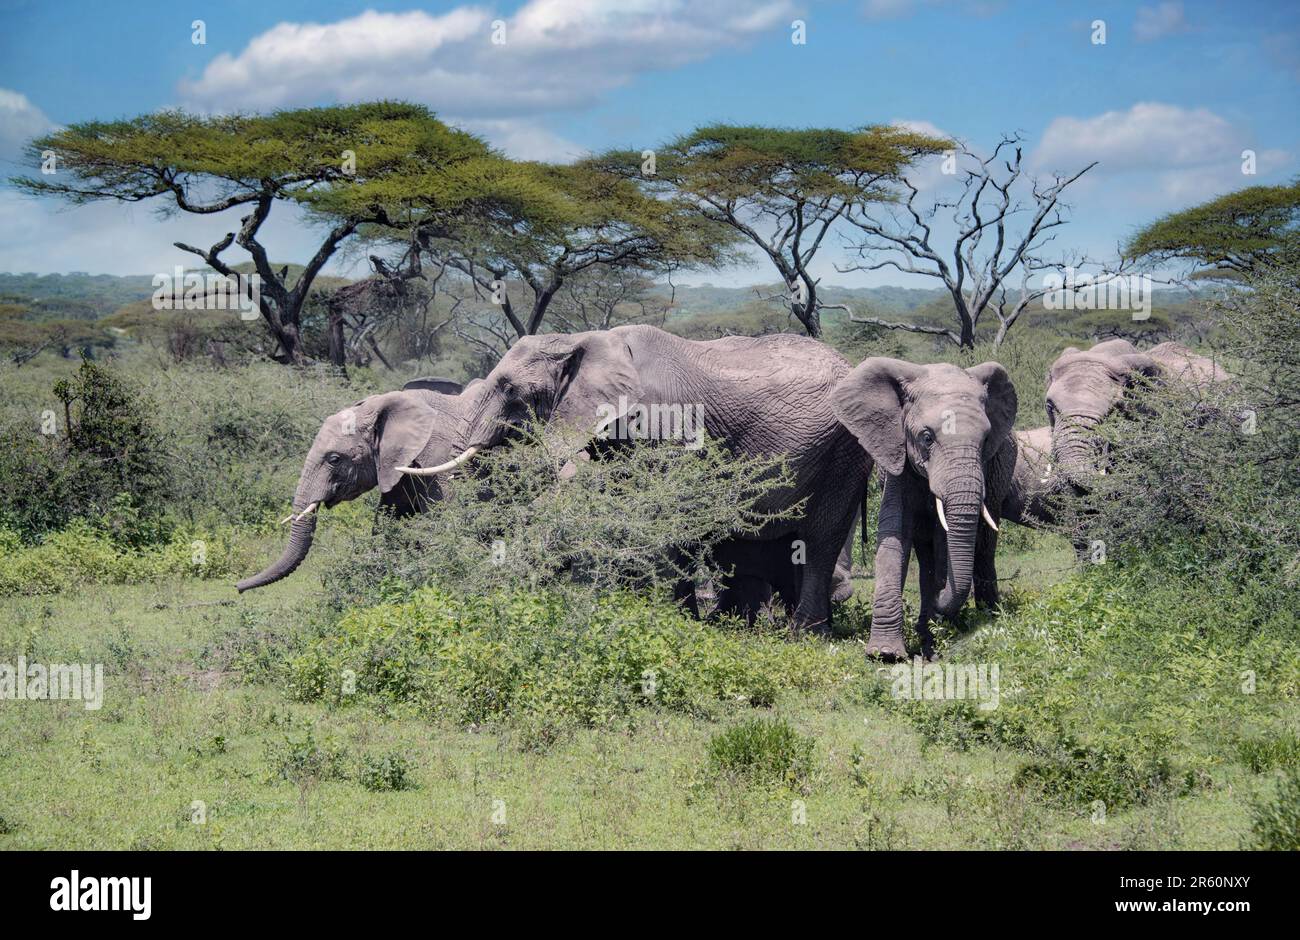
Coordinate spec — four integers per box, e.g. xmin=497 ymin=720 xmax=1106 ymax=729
xmin=550 ymin=331 xmax=643 ymax=433
xmin=402 ymin=376 xmax=464 ymax=396
xmin=831 ymin=358 xmax=925 ymax=476
xmin=966 ymin=362 xmax=1018 ymax=448
xmin=363 ymin=392 xmax=439 ymax=494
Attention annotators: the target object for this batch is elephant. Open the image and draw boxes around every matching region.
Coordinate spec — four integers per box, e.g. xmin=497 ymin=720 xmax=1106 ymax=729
xmin=235 ymin=377 xmax=483 ymax=592
xmin=397 ymin=324 xmax=872 ymax=632
xmin=831 ymin=358 xmax=1017 ymax=660
xmin=1045 ymin=339 xmax=1230 ymax=485
xmin=710 ymin=515 xmax=860 ymax=624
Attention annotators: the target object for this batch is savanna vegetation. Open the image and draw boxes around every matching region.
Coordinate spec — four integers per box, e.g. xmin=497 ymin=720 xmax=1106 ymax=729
xmin=1 ymin=109 xmax=1296 ymax=849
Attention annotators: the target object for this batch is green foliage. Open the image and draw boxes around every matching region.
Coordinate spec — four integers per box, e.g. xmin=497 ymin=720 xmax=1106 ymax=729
xmin=288 ymin=588 xmax=841 ymax=751
xmin=1054 ymin=263 xmax=1300 ymax=583
xmin=1247 ymin=767 xmax=1300 ymax=850
xmin=0 ymin=358 xmax=169 ymax=540
xmin=315 ymin=426 xmax=792 ymax=611
xmin=0 ymin=522 xmax=246 ymax=596
xmin=358 ymin=751 xmax=414 ymax=792
xmin=1237 ymin=731 xmax=1300 ymax=774
xmin=1125 ymin=180 xmax=1300 ymax=277
xmin=264 ymin=726 xmax=350 ymax=785
xmin=705 ymin=716 xmax=816 ymax=789
xmin=866 ymin=550 xmax=1299 ymax=810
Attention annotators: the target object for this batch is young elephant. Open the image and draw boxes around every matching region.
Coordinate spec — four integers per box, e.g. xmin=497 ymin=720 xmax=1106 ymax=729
xmin=1046 ymin=339 xmax=1230 ymax=485
xmin=235 ymin=378 xmax=484 ymax=592
xmin=832 ymin=359 xmax=1017 ymax=660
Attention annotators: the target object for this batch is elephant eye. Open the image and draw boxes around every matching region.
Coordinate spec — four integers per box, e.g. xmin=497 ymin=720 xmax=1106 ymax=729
xmin=920 ymin=428 xmax=936 ymax=447
xmin=1045 ymin=401 xmax=1057 ymax=425
xmin=326 ymin=453 xmax=342 ymax=465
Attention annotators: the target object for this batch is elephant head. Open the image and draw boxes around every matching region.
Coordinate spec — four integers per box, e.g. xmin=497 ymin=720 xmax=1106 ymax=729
xmin=399 ymin=331 xmax=643 ymax=478
xmin=235 ymin=380 xmax=478 ymax=592
xmin=832 ymin=359 xmax=1017 ymax=618
xmin=1044 ymin=339 xmax=1163 ymax=485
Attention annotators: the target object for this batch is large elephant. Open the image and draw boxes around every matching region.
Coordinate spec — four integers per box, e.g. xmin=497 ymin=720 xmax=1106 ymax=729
xmin=398 ymin=325 xmax=871 ymax=632
xmin=1046 ymin=339 xmax=1230 ymax=484
xmin=235 ymin=378 xmax=483 ymax=592
xmin=831 ymin=358 xmax=1017 ymax=659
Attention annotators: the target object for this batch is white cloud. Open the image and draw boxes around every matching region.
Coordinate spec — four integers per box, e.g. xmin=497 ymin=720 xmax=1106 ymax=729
xmin=454 ymin=117 xmax=585 ymax=162
xmin=1033 ymin=101 xmax=1291 ymax=204
xmin=1134 ymin=2 xmax=1190 ymax=43
xmin=0 ymin=88 xmax=57 ymax=167
xmin=180 ymin=2 xmax=795 ymax=118
xmin=0 ymin=188 xmax=355 ymax=278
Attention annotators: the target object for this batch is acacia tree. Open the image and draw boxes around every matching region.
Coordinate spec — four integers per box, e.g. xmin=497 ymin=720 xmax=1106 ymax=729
xmin=1124 ymin=180 xmax=1300 ymax=279
xmin=840 ymin=135 xmax=1096 ymax=348
xmin=13 ymin=102 xmax=493 ymax=364
xmin=598 ymin=124 xmax=950 ymax=337
xmin=402 ymin=160 xmax=734 ymax=348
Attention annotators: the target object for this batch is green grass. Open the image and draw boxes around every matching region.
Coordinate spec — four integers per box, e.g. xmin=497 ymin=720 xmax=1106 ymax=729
xmin=0 ymin=536 xmax=1279 ymax=850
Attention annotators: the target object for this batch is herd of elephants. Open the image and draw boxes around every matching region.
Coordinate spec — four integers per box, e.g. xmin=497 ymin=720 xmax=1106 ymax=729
xmin=234 ymin=326 xmax=1228 ymax=661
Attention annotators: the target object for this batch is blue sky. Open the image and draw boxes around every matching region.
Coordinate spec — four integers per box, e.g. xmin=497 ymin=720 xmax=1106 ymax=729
xmin=1 ymin=0 xmax=1296 ymax=285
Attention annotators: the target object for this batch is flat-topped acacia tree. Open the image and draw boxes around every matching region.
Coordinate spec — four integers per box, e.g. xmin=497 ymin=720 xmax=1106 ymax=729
xmin=1124 ymin=180 xmax=1300 ymax=280
xmin=12 ymin=102 xmax=494 ymax=364
xmin=597 ymin=124 xmax=951 ymax=337
xmin=351 ymin=158 xmax=737 ymax=355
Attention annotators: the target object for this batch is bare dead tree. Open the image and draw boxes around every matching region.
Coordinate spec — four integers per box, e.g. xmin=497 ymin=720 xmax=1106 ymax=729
xmin=839 ymin=134 xmax=1097 ymax=348
xmin=549 ymin=269 xmax=676 ymax=333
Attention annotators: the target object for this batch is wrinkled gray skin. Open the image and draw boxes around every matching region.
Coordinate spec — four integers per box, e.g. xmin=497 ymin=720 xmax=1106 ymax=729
xmin=235 ymin=377 xmax=484 ymax=592
xmin=713 ymin=516 xmax=859 ymax=624
xmin=995 ymin=426 xmax=1054 ymax=528
xmin=832 ymin=359 xmax=1017 ymax=660
xmin=1046 ymin=339 xmax=1230 ymax=486
xmin=445 ymin=324 xmax=871 ymax=632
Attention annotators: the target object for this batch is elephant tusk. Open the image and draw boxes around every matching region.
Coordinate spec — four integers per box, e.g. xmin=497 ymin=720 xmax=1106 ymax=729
xmin=981 ymin=504 xmax=999 ymax=531
xmin=398 ymin=446 xmax=480 ymax=476
xmin=279 ymin=514 xmax=294 ymax=526
xmin=935 ymin=497 xmax=949 ymax=532
xmin=296 ymin=502 xmax=319 ymax=521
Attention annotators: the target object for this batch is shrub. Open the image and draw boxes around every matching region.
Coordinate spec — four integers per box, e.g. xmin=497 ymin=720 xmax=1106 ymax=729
xmin=358 ymin=752 xmax=414 ymax=792
xmin=315 ymin=426 xmax=792 ymax=611
xmin=264 ymin=727 xmax=350 ymax=785
xmin=1247 ymin=767 xmax=1300 ymax=851
xmin=0 ymin=522 xmax=246 ymax=596
xmin=288 ymin=587 xmax=844 ymax=750
xmin=0 ymin=358 xmax=170 ymax=541
xmin=705 ymin=717 xmax=816 ymax=789
xmin=1053 ymin=263 xmax=1300 ymax=586
xmin=863 ymin=554 xmax=1298 ymax=810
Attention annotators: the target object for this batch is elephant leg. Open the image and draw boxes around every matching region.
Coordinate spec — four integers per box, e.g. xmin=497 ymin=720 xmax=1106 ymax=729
xmin=914 ymin=530 xmax=939 ymax=661
xmin=830 ymin=513 xmax=856 ymax=604
xmin=715 ymin=574 xmax=773 ymax=626
xmin=866 ymin=474 xmax=913 ymax=660
xmin=974 ymin=524 xmax=999 ymax=610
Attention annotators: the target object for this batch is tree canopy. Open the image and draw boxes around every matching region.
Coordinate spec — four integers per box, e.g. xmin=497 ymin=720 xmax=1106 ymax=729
xmin=598 ymin=123 xmax=952 ymax=337
xmin=1124 ymin=180 xmax=1300 ymax=278
xmin=12 ymin=102 xmax=496 ymax=364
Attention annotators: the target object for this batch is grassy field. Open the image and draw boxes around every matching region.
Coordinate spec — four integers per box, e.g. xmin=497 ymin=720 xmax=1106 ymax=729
xmin=0 ymin=527 xmax=1274 ymax=851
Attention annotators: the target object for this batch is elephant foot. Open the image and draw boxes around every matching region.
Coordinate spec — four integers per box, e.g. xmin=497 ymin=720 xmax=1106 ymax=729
xmin=865 ymin=633 xmax=908 ymax=661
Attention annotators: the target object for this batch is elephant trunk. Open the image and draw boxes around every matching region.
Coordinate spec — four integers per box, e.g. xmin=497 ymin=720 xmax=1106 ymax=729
xmin=935 ymin=475 xmax=983 ymax=619
xmin=1053 ymin=417 xmax=1102 ymax=487
xmin=236 ymin=469 xmax=327 ymax=593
